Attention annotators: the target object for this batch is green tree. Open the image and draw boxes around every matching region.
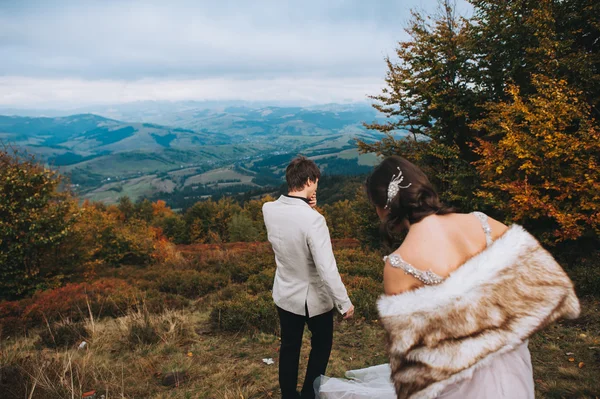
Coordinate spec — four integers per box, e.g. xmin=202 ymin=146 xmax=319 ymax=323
xmin=117 ymin=196 xmax=135 ymax=221
xmin=358 ymin=0 xmax=483 ymax=210
xmin=0 ymin=149 xmax=79 ymax=299
xmin=156 ymin=214 xmax=189 ymax=244
xmin=228 ymin=212 xmax=263 ymax=242
xmin=322 ymin=200 xmax=358 ymax=239
xmin=349 ymin=189 xmax=383 ymax=249
xmin=469 ymin=0 xmax=600 ymax=112
xmin=184 ymin=198 xmax=242 ymax=243
xmin=134 ymin=199 xmax=154 ymax=222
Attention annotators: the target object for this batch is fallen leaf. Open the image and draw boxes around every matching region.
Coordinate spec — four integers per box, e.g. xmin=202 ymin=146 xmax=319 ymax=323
xmin=569 ymin=357 xmax=575 ymax=362
xmin=580 ymin=333 xmax=587 ymax=338
xmin=578 ymin=362 xmax=585 ymax=368
xmin=187 ymin=352 xmax=193 ymax=357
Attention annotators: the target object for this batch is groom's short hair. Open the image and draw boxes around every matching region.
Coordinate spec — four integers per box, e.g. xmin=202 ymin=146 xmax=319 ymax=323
xmin=286 ymin=156 xmax=321 ymax=191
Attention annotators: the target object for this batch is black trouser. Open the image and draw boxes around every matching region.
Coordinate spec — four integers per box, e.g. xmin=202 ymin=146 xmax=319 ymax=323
xmin=276 ymin=305 xmax=334 ymax=399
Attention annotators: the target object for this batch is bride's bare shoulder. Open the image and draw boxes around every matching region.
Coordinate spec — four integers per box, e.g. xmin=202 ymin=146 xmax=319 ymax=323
xmin=487 ymin=215 xmax=509 ymax=239
xmin=382 ymin=216 xmax=444 ymax=295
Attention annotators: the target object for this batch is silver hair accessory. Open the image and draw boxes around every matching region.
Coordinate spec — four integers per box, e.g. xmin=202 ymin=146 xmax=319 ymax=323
xmin=385 ymin=166 xmax=411 ymax=209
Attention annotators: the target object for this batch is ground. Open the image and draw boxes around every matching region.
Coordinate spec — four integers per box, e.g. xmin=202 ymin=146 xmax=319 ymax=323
xmin=2 ymin=299 xmax=598 ymax=398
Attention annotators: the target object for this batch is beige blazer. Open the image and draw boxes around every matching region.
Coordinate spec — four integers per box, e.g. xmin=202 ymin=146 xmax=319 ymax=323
xmin=262 ymin=195 xmax=352 ymax=317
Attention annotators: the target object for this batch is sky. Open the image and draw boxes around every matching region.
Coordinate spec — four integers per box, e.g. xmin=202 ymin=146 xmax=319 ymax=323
xmin=0 ymin=0 xmax=471 ymax=109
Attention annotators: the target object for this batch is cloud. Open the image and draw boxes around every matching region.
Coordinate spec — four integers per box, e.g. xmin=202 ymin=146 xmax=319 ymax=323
xmin=0 ymin=0 xmax=472 ymax=108
xmin=0 ymin=76 xmax=382 ymax=108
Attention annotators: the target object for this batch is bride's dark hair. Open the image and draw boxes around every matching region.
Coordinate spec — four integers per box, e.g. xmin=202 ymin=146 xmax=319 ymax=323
xmin=366 ymin=156 xmax=454 ymax=241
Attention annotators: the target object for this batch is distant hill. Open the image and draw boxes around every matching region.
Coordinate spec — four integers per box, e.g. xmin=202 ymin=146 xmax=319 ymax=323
xmin=0 ymin=114 xmax=229 ymax=161
xmin=0 ymin=103 xmax=394 ymax=203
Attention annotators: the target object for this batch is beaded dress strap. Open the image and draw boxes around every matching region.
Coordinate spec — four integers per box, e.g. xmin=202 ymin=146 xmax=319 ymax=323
xmin=471 ymin=211 xmax=493 ymax=247
xmin=383 ymin=253 xmax=445 ymax=285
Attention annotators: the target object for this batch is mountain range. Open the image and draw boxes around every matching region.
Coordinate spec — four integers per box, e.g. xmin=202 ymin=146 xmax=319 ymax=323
xmin=0 ymin=102 xmax=396 ymax=204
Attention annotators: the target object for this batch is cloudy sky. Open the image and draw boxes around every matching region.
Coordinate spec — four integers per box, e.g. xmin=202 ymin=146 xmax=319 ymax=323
xmin=0 ymin=0 xmax=470 ymax=108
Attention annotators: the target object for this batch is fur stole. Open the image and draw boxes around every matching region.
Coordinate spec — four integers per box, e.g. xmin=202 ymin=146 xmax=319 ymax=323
xmin=377 ymin=225 xmax=580 ymax=399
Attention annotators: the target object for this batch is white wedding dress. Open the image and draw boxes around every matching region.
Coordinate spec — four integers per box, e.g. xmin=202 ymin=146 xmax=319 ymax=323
xmin=315 ymin=343 xmax=533 ymax=398
xmin=316 ymin=212 xmax=535 ymax=399
xmin=315 ymin=364 xmax=396 ymax=399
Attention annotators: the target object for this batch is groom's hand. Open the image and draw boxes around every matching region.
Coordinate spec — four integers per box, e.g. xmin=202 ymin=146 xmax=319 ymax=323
xmin=309 ymin=193 xmax=317 ymax=208
xmin=343 ymin=305 xmax=355 ymax=320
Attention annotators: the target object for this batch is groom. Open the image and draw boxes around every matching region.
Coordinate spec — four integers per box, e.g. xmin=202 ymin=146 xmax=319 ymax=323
xmin=263 ymin=156 xmax=354 ymax=399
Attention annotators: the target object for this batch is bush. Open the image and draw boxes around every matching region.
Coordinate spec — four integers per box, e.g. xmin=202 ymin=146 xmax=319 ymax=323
xmin=568 ymin=264 xmax=600 ymax=298
xmin=157 ymin=270 xmax=228 ymax=298
xmin=0 ymin=299 xmax=30 ymax=337
xmin=20 ymin=279 xmax=137 ymax=328
xmin=76 ymin=205 xmax=159 ymax=267
xmin=336 ymin=249 xmax=383 ymax=281
xmin=246 ymin=269 xmax=275 ymax=295
xmin=38 ymin=321 xmax=89 ymax=349
xmin=218 ymin=260 xmax=264 ymax=284
xmin=142 ymin=289 xmax=190 ymax=313
xmin=228 ymin=212 xmax=264 ymax=242
xmin=210 ymin=292 xmax=278 ymax=335
xmin=345 ymin=276 xmax=382 ymax=322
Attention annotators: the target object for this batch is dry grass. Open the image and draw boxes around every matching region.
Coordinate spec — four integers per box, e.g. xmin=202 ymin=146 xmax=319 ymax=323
xmin=3 ymin=300 xmax=597 ymax=398
xmin=1 ymin=235 xmax=598 ymax=399
xmin=530 ymin=298 xmax=600 ymax=399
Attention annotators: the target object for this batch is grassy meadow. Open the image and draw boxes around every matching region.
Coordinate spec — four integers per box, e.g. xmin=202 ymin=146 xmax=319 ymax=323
xmin=1 ymin=240 xmax=599 ymax=399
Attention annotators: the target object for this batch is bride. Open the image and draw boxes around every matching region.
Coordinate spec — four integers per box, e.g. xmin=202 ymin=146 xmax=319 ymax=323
xmin=316 ymin=156 xmax=580 ymax=399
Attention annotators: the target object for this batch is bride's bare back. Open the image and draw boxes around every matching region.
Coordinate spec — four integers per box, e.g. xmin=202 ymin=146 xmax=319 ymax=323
xmin=384 ymin=212 xmax=508 ymax=295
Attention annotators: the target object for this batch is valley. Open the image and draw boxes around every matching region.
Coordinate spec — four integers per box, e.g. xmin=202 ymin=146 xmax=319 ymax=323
xmin=0 ymin=102 xmax=392 ymax=204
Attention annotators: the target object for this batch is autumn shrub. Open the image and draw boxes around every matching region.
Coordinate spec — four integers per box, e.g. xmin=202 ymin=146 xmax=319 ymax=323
xmin=19 ymin=279 xmax=137 ymax=328
xmin=246 ymin=268 xmax=275 ymax=295
xmin=152 ymin=235 xmax=187 ymax=267
xmin=210 ymin=292 xmax=278 ymax=335
xmin=98 ymin=265 xmax=162 ymax=290
xmin=157 ymin=270 xmax=228 ymax=298
xmin=344 ymin=276 xmax=382 ymax=322
xmin=183 ymin=242 xmax=272 ymax=270
xmin=142 ymin=289 xmax=190 ymax=313
xmin=37 ymin=321 xmax=89 ymax=349
xmin=219 ymin=261 xmax=261 ymax=283
xmin=217 ymin=284 xmax=240 ymax=301
xmin=75 ymin=204 xmax=158 ymax=267
xmin=206 ymin=250 xmax=272 ymax=283
xmin=336 ymin=248 xmax=383 ymax=281
xmin=0 ymin=299 xmax=30 ymax=337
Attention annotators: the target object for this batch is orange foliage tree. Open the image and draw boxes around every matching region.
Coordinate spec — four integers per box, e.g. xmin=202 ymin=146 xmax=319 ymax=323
xmin=473 ymin=75 xmax=600 ymax=243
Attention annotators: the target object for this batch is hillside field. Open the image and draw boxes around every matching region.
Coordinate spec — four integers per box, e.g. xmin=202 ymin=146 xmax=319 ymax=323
xmin=1 ymin=241 xmax=598 ymax=399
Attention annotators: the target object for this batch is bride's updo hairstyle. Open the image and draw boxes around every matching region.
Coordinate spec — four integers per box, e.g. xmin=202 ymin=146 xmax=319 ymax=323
xmin=366 ymin=156 xmax=454 ymax=238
